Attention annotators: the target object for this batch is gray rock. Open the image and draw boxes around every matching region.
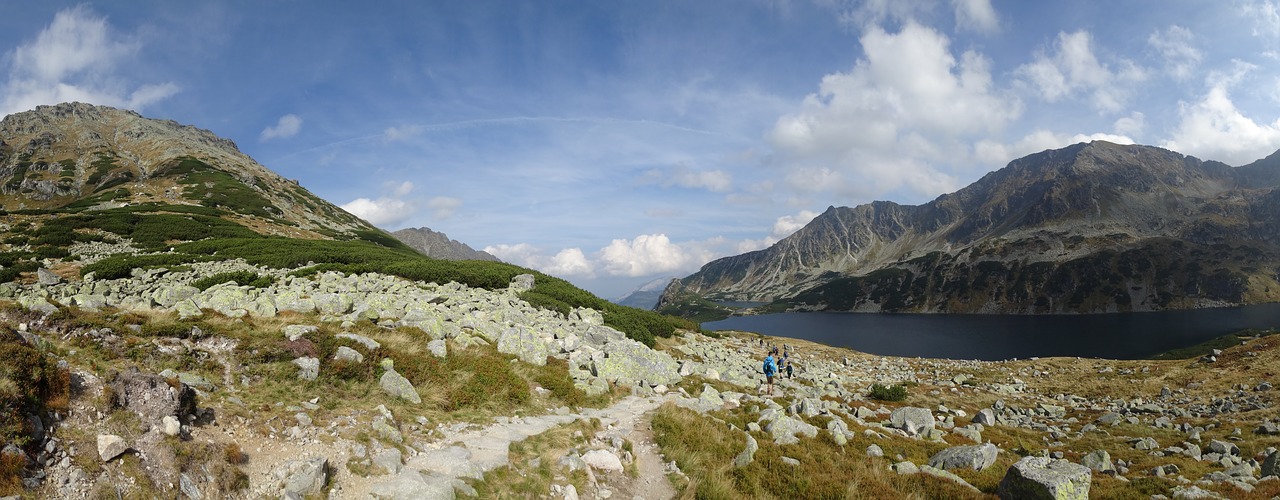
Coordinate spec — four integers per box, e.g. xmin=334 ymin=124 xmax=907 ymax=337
xmin=1207 ymin=439 xmax=1239 ymax=456
xmin=893 ymin=461 xmax=919 ymax=474
xmin=1170 ymin=485 xmax=1227 ymax=499
xmin=284 ymin=324 xmax=318 ymax=341
xmin=180 ymin=472 xmax=202 ymax=500
xmin=96 ymin=434 xmax=128 ymax=462
xmin=889 ymin=407 xmax=935 ymax=437
xmin=497 ymin=326 xmax=549 ymax=366
xmin=379 ymin=369 xmax=421 ymax=404
xmin=928 ymin=443 xmax=999 ymax=471
xmin=733 ymin=433 xmax=758 ymax=468
xmin=110 ymin=368 xmax=197 ymax=424
xmin=997 ymin=456 xmax=1091 ymax=500
xmin=920 ymin=464 xmax=980 ymax=491
xmin=1262 ymin=450 xmax=1280 ymax=477
xmin=763 ymin=414 xmax=818 ymax=445
xmin=369 ymin=470 xmax=456 ymax=500
xmin=582 ymin=449 xmax=623 ymax=473
xmin=337 ymin=332 xmax=381 ymax=350
xmin=334 ymin=346 xmax=364 ymax=363
xmin=275 ymin=457 xmax=329 ymax=498
xmin=37 ymin=268 xmax=62 ymax=286
xmin=427 ymin=339 xmax=448 ymax=358
xmin=1133 ymin=437 xmax=1159 ymax=451
xmin=1095 ymin=411 xmax=1122 ymax=426
xmin=593 ymin=337 xmax=682 ymax=386
xmin=866 ymin=444 xmax=884 ymax=458
xmin=160 ymin=415 xmax=182 ymax=437
xmin=974 ymin=408 xmax=997 ymax=426
xmin=373 ymin=447 xmax=403 ymax=475
xmin=293 ymin=357 xmax=319 ymax=381
xmin=509 ymin=274 xmax=536 ymax=292
xmin=1081 ymin=449 xmax=1114 ymax=474
xmin=313 ymin=293 xmax=353 ymax=315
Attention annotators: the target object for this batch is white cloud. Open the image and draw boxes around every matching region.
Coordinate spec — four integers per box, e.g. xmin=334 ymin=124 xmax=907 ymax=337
xmin=643 ymin=165 xmax=732 ymax=192
xmin=1162 ymin=63 xmax=1280 ymax=165
xmin=771 ymin=210 xmax=820 ymax=238
xmin=952 ymin=0 xmax=999 ymax=34
xmin=1015 ymin=30 xmax=1147 ymax=113
xmin=1243 ymin=1 xmax=1280 ymax=39
xmin=426 ymin=196 xmax=462 ymax=219
xmin=1113 ymin=112 xmax=1146 ymax=138
xmin=340 ymin=180 xmax=420 ymax=227
xmin=1147 ymin=26 xmax=1202 ymax=81
xmin=260 ymin=114 xmax=303 ymax=141
xmin=485 ymin=243 xmax=597 ymax=278
xmin=546 ymin=248 xmax=593 ymax=276
xmin=600 ymin=234 xmax=694 ymax=277
xmin=769 ymin=21 xmax=1020 ymax=201
xmin=1 ymin=6 xmax=180 ymax=115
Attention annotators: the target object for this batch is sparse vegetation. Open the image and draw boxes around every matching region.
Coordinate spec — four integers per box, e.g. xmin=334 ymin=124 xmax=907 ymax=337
xmin=867 ymin=382 xmax=909 ymax=401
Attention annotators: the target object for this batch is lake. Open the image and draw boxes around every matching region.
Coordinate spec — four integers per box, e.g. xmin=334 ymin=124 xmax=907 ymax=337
xmin=702 ymin=303 xmax=1280 ymax=361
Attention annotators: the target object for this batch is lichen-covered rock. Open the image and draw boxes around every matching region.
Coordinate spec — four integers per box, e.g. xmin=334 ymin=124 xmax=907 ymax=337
xmin=334 ymin=346 xmax=364 ymax=363
xmin=928 ymin=443 xmax=999 ymax=471
xmin=427 ymin=339 xmax=447 ymax=359
xmin=763 ymin=413 xmax=818 ymax=445
xmin=497 ymin=326 xmax=548 ymax=366
xmin=889 ymin=407 xmax=935 ymax=437
xmin=96 ymin=434 xmax=128 ymax=462
xmin=380 ymin=369 xmax=421 ymax=404
xmin=1081 ymin=449 xmax=1115 ymax=474
xmin=593 ymin=338 xmax=681 ymax=386
xmin=997 ymin=456 xmax=1091 ymax=500
xmin=733 ymin=432 xmax=758 ymax=468
xmin=293 ymin=357 xmax=319 ymax=381
xmin=110 ymin=368 xmax=197 ymax=424
xmin=313 ymin=293 xmax=353 ymax=315
xmin=273 ymin=456 xmax=329 ymax=498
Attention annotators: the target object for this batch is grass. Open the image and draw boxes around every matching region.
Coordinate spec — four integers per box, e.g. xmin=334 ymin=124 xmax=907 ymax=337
xmin=468 ymin=417 xmax=598 ymax=497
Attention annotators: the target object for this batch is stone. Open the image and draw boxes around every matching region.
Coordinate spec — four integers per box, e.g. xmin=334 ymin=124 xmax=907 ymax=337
xmin=373 ymin=447 xmax=403 ymax=475
xmin=284 ymin=325 xmax=318 ymax=341
xmin=96 ymin=434 xmax=128 ymax=462
xmin=1207 ymin=439 xmax=1239 ymax=456
xmin=593 ymin=337 xmax=682 ymax=386
xmin=893 ymin=461 xmax=919 ymax=474
xmin=780 ymin=456 xmax=800 ymax=466
xmin=110 ymin=368 xmax=197 ymax=424
xmin=928 ymin=443 xmax=999 ymax=471
xmin=1095 ymin=411 xmax=1122 ymax=426
xmin=293 ymin=357 xmax=319 ymax=381
xmin=427 ymin=339 xmax=448 ymax=359
xmin=379 ymin=369 xmax=422 ymax=404
xmin=337 ymin=332 xmax=381 ymax=350
xmin=180 ymin=472 xmax=203 ymax=500
xmin=509 ymin=273 xmax=536 ymax=292
xmin=997 ymin=456 xmax=1091 ymax=500
xmin=889 ymin=407 xmax=935 ymax=437
xmin=313 ymin=293 xmax=353 ymax=315
xmin=36 ymin=268 xmax=62 ymax=286
xmin=1262 ymin=450 xmax=1280 ymax=477
xmin=369 ymin=470 xmax=456 ymax=500
xmin=160 ymin=415 xmax=182 ymax=437
xmin=866 ymin=444 xmax=884 ymax=458
xmin=974 ymin=408 xmax=997 ymax=426
xmin=582 ymin=449 xmax=624 ymax=473
xmin=1133 ymin=437 xmax=1159 ymax=451
xmin=1170 ymin=485 xmax=1226 ymax=499
xmin=733 ymin=433 xmax=758 ymax=468
xmin=497 ymin=326 xmax=549 ymax=366
xmin=921 ymin=464 xmax=980 ymax=491
xmin=334 ymin=346 xmax=364 ymax=363
xmin=1081 ymin=449 xmax=1114 ymax=474
xmin=763 ymin=414 xmax=819 ymax=445
xmin=275 ymin=457 xmax=329 ymax=498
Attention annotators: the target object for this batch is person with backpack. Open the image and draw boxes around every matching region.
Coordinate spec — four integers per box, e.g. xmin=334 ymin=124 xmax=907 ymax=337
xmin=763 ymin=352 xmax=778 ymax=396
xmin=786 ymin=360 xmax=794 ymax=379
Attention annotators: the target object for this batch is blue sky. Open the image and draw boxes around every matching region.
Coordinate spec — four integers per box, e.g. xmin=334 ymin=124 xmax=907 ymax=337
xmin=5 ymin=1 xmax=1280 ymax=299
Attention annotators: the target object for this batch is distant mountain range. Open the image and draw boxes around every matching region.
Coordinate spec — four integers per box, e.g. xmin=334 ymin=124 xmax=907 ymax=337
xmin=613 ymin=276 xmax=675 ymax=309
xmin=660 ymin=141 xmax=1280 ymax=317
xmin=391 ymin=227 xmax=499 ymax=262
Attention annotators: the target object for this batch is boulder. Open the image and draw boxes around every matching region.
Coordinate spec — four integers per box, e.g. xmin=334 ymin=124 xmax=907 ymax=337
xmin=379 ymin=370 xmax=422 ymax=404
xmin=96 ymin=434 xmax=128 ymax=462
xmin=36 ymin=268 xmax=62 ymax=286
xmin=293 ymin=357 xmax=319 ymax=381
xmin=427 ymin=339 xmax=448 ymax=359
xmin=593 ymin=338 xmax=682 ymax=386
xmin=974 ymin=408 xmax=997 ymax=426
xmin=274 ymin=457 xmax=329 ymax=498
xmin=337 ymin=332 xmax=381 ymax=350
xmin=313 ymin=293 xmax=353 ymax=315
xmin=928 ymin=443 xmax=999 ymax=471
xmin=1262 ymin=450 xmax=1280 ymax=478
xmin=733 ymin=433 xmax=758 ymax=468
xmin=110 ymin=368 xmax=197 ymax=424
xmin=1207 ymin=439 xmax=1239 ymax=456
xmin=889 ymin=407 xmax=935 ymax=437
xmin=763 ymin=414 xmax=818 ymax=445
xmin=1081 ymin=449 xmax=1114 ymax=474
xmin=582 ymin=449 xmax=624 ymax=473
xmin=997 ymin=456 xmax=1091 ymax=500
xmin=497 ymin=326 xmax=548 ymax=366
xmin=284 ymin=325 xmax=318 ymax=341
xmin=369 ymin=470 xmax=456 ymax=500
xmin=509 ymin=274 xmax=536 ymax=292
xmin=334 ymin=346 xmax=364 ymax=363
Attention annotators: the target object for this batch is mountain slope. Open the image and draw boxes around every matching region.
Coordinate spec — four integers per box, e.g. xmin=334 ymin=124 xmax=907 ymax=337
xmin=661 ymin=141 xmax=1280 ymax=315
xmin=391 ymin=227 xmax=500 ymax=261
xmin=0 ymin=102 xmax=374 ymax=239
xmin=614 ymin=276 xmax=675 ymax=309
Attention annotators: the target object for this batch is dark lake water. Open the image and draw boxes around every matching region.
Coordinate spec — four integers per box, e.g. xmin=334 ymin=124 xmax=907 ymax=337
xmin=702 ymin=303 xmax=1280 ymax=361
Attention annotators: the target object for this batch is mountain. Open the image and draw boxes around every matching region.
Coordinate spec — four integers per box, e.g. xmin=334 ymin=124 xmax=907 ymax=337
xmin=613 ymin=276 xmax=675 ymax=309
xmin=660 ymin=141 xmax=1280 ymax=316
xmin=0 ymin=102 xmax=376 ymax=238
xmin=391 ymin=226 xmax=500 ymax=261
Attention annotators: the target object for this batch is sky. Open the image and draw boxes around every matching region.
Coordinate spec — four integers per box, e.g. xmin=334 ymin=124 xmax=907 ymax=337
xmin=4 ymin=1 xmax=1280 ymax=299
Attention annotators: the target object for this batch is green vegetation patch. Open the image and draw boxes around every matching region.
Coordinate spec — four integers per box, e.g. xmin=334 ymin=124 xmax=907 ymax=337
xmin=156 ymin=157 xmax=279 ymax=219
xmin=192 ymin=271 xmax=275 ymax=291
xmin=0 ymin=326 xmax=69 ymax=495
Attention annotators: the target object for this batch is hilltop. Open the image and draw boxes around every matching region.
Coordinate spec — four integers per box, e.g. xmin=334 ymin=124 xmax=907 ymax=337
xmin=661 ymin=141 xmax=1280 ymax=318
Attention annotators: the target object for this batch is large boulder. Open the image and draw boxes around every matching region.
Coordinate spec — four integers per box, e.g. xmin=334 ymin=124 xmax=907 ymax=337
xmin=997 ymin=456 xmax=1091 ymax=500
xmin=593 ymin=338 xmax=682 ymax=387
xmin=273 ymin=457 xmax=329 ymax=498
xmin=379 ymin=370 xmax=422 ymax=404
xmin=889 ymin=407 xmax=935 ymax=437
xmin=928 ymin=443 xmax=999 ymax=471
xmin=497 ymin=326 xmax=549 ymax=366
xmin=763 ymin=414 xmax=819 ymax=445
xmin=1081 ymin=449 xmax=1115 ymax=474
xmin=110 ymin=368 xmax=197 ymax=425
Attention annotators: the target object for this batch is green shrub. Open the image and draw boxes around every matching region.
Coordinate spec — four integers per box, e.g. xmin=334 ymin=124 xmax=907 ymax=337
xmin=868 ymin=383 xmax=908 ymax=402
xmin=33 ymin=245 xmax=70 ymax=259
xmin=192 ymin=271 xmax=275 ymax=291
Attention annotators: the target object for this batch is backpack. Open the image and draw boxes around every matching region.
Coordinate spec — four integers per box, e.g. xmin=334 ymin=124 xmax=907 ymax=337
xmin=763 ymin=356 xmax=777 ymax=376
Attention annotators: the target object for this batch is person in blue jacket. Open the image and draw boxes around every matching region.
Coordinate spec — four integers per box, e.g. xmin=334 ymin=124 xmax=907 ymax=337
xmin=763 ymin=352 xmax=778 ymax=396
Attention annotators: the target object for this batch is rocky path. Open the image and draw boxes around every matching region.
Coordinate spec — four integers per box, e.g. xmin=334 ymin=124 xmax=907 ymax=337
xmin=346 ymin=393 xmax=680 ymax=499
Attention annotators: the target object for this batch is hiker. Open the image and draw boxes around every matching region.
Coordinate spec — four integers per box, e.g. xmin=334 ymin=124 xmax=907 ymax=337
xmin=786 ymin=360 xmax=793 ymax=379
xmin=763 ymin=351 xmax=778 ymax=396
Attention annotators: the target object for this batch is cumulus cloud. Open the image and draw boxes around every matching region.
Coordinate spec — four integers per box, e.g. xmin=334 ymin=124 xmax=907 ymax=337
xmin=600 ymin=234 xmax=695 ymax=277
xmin=1162 ymin=63 xmax=1280 ymax=165
xmin=1015 ymin=30 xmax=1147 ymax=113
xmin=769 ymin=21 xmax=1020 ymax=200
xmin=1147 ymin=26 xmax=1202 ymax=81
xmin=1 ymin=5 xmax=180 ymax=115
xmin=771 ymin=210 xmax=820 ymax=238
xmin=485 ymin=244 xmax=596 ymax=278
xmin=340 ymin=180 xmax=419 ymax=227
xmin=952 ymin=0 xmax=999 ymax=34
xmin=1243 ymin=1 xmax=1280 ymax=39
xmin=488 ymin=233 xmax=742 ymax=280
xmin=260 ymin=114 xmax=303 ymax=141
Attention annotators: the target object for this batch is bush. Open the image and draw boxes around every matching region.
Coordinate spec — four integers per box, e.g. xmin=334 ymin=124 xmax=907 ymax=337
xmin=192 ymin=271 xmax=275 ymax=291
xmin=868 ymin=383 xmax=908 ymax=401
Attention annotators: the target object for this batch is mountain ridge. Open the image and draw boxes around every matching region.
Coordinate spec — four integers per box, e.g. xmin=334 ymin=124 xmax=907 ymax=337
xmin=390 ymin=226 xmax=500 ymax=262
xmin=661 ymin=141 xmax=1280 ymax=315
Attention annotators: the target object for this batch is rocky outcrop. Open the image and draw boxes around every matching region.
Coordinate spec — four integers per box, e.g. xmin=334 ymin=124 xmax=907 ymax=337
xmin=391 ymin=227 xmax=500 ymax=262
xmin=997 ymin=456 xmax=1091 ymax=500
